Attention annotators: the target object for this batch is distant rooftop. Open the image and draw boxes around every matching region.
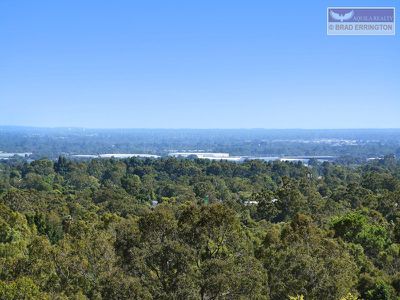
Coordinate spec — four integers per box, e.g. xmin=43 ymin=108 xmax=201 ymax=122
xmin=71 ymin=153 xmax=160 ymax=159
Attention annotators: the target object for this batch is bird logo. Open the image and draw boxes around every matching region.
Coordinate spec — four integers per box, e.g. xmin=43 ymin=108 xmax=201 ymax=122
xmin=329 ymin=10 xmax=354 ymax=22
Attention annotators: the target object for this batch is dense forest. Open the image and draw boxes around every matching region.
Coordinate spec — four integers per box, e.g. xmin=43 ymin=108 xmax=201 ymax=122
xmin=1 ymin=155 xmax=400 ymax=299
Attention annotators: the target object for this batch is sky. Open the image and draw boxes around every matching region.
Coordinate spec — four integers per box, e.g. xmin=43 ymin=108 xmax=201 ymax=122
xmin=0 ymin=0 xmax=399 ymax=129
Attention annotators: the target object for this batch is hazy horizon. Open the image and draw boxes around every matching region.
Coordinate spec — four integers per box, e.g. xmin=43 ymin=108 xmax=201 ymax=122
xmin=2 ymin=125 xmax=400 ymax=130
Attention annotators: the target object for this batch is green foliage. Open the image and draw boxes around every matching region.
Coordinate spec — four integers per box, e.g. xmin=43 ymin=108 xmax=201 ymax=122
xmin=365 ymin=280 xmax=396 ymax=300
xmin=260 ymin=214 xmax=358 ymax=299
xmin=332 ymin=211 xmax=390 ymax=256
xmin=0 ymin=156 xmax=399 ymax=298
xmin=0 ymin=277 xmax=45 ymax=300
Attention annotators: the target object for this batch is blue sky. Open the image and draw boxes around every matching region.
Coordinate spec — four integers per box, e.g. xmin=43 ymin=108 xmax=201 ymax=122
xmin=0 ymin=0 xmax=398 ymax=128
